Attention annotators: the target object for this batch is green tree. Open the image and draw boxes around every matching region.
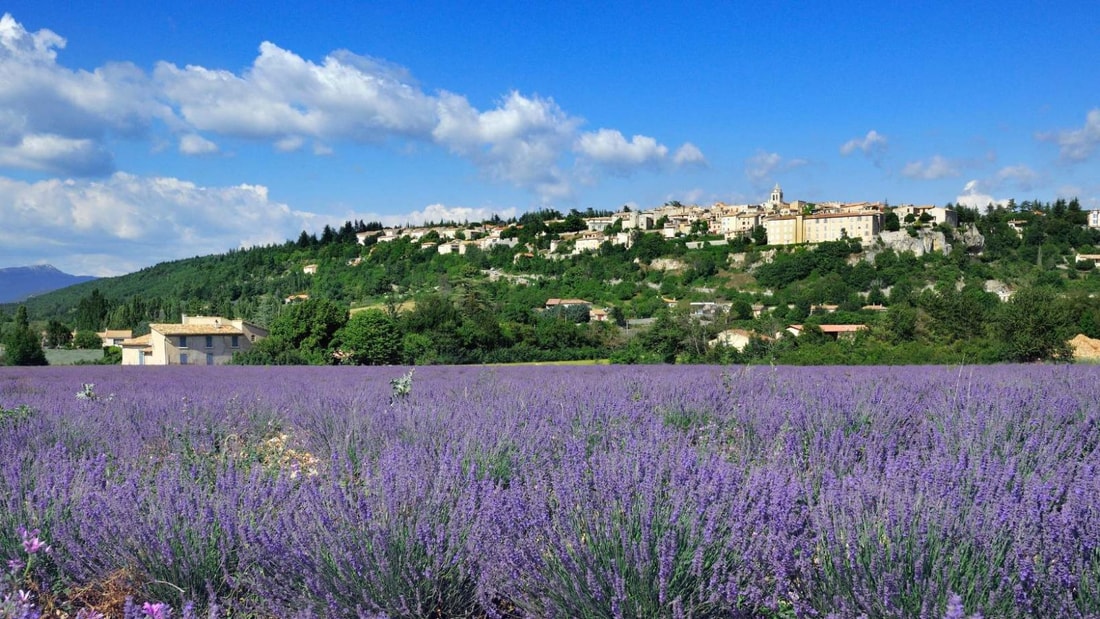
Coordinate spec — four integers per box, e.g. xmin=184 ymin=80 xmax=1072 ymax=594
xmin=752 ymin=225 xmax=768 ymax=246
xmin=884 ymin=211 xmax=901 ymax=232
xmin=635 ymin=310 xmax=689 ymax=363
xmin=338 ymin=310 xmax=402 ymax=365
xmin=45 ymin=320 xmax=73 ymax=348
xmin=2 ymin=306 xmax=47 ymax=366
xmin=72 ymin=330 xmax=104 ymax=349
xmin=74 ymin=289 xmax=110 ymax=331
xmin=995 ymin=286 xmax=1073 ymax=362
xmin=266 ymin=298 xmax=349 ymax=364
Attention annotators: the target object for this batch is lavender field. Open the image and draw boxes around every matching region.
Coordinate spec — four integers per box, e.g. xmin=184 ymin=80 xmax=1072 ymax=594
xmin=1 ymin=365 xmax=1098 ymax=618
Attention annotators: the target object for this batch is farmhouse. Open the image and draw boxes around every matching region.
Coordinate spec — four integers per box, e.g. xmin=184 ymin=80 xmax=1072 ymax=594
xmin=97 ymin=329 xmax=132 ymax=347
xmin=710 ymin=328 xmax=772 ymax=352
xmin=120 ymin=315 xmax=268 ymax=366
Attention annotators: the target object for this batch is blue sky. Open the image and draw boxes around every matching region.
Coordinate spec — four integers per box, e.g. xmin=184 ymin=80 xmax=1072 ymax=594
xmin=1 ymin=2 xmax=1098 ymax=276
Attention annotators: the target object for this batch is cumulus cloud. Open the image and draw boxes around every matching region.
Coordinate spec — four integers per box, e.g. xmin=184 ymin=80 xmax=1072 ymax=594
xmin=155 ymin=42 xmax=438 ymax=143
xmin=1 ymin=12 xmax=701 ymax=201
xmin=840 ymin=130 xmax=888 ymax=163
xmin=178 ymin=133 xmax=218 ymax=155
xmin=156 ymin=41 xmax=694 ymax=199
xmin=0 ymin=133 xmax=113 ymax=175
xmin=575 ymin=129 xmax=668 ymax=168
xmin=0 ymin=172 xmax=319 ymax=276
xmin=955 ymin=179 xmax=1010 ymax=210
xmin=745 ymin=151 xmax=806 ymax=186
xmin=433 ymin=90 xmax=578 ymax=199
xmin=572 ymin=130 xmax=705 ymax=179
xmin=0 ymin=13 xmax=170 ymax=176
xmin=1038 ymin=108 xmax=1100 ymax=162
xmin=673 ymin=142 xmax=706 ymax=166
xmin=901 ymin=155 xmax=959 ymax=180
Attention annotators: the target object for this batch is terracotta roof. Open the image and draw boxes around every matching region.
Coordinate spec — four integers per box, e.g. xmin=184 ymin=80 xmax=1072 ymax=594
xmin=98 ymin=329 xmax=133 ymax=338
xmin=789 ymin=324 xmax=867 ymax=333
xmin=805 ymin=212 xmax=878 ymax=220
xmin=120 ymin=334 xmax=152 ymax=347
xmin=150 ymin=323 xmax=244 ymax=336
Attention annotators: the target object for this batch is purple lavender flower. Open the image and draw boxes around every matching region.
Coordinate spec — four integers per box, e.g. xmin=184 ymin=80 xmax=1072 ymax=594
xmin=18 ymin=528 xmax=49 ymax=555
xmin=141 ymin=601 xmax=171 ymax=619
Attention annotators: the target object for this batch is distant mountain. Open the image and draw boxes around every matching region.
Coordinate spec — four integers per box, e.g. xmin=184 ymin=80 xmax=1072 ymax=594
xmin=0 ymin=265 xmax=97 ymax=303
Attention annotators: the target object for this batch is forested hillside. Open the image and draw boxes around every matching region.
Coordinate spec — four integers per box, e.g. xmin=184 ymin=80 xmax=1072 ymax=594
xmin=3 ymin=201 xmax=1100 ymax=365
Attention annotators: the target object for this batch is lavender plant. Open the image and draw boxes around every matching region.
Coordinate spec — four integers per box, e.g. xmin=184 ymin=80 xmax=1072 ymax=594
xmin=245 ymin=444 xmax=488 ymax=617
xmin=0 ymin=364 xmax=1097 ymax=617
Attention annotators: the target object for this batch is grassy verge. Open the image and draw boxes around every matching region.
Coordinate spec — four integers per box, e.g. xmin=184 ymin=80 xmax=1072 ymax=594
xmin=44 ymin=349 xmax=105 ymax=365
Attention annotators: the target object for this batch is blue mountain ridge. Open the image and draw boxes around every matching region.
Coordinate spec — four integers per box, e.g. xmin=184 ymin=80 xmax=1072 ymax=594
xmin=0 ymin=265 xmax=97 ymax=304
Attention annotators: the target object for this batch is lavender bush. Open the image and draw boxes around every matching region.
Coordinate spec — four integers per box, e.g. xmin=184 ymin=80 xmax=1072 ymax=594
xmin=0 ymin=364 xmax=1097 ymax=617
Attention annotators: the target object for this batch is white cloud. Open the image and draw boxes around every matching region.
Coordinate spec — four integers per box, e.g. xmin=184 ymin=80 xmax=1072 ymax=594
xmin=673 ymin=142 xmax=706 ymax=166
xmin=840 ymin=130 xmax=888 ymax=162
xmin=275 ymin=135 xmax=305 ymax=152
xmin=155 ymin=41 xmax=694 ymax=200
xmin=0 ymin=172 xmax=319 ymax=276
xmin=0 ymin=12 xmax=701 ymax=202
xmin=955 ymin=179 xmax=1010 ymax=210
xmin=0 ymin=133 xmax=113 ymax=175
xmin=0 ymin=13 xmax=171 ymax=176
xmin=745 ymin=150 xmax=806 ymax=186
xmin=575 ymin=129 xmax=668 ymax=168
xmin=1038 ymin=108 xmax=1100 ymax=162
xmin=374 ymin=202 xmax=518 ymax=227
xmin=155 ymin=41 xmax=438 ymax=143
xmin=433 ymin=90 xmax=578 ymax=200
xmin=901 ymin=155 xmax=959 ymax=180
xmin=178 ymin=133 xmax=218 ymax=155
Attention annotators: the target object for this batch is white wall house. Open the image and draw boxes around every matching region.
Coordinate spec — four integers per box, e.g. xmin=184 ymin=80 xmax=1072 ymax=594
xmin=121 ymin=315 xmax=268 ymax=366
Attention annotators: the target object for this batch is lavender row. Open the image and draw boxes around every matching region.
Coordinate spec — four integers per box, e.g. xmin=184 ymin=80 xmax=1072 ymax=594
xmin=1 ymin=365 xmax=1098 ymax=618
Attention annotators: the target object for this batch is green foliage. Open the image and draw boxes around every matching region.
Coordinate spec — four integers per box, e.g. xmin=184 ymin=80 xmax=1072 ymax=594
xmin=994 ymin=286 xmax=1074 ymax=362
xmin=238 ymin=298 xmax=348 ymax=365
xmin=752 ymin=224 xmax=768 ymax=246
xmin=884 ymin=211 xmax=901 ymax=232
xmin=72 ymin=329 xmax=103 ymax=349
xmin=0 ymin=404 xmax=33 ymax=425
xmin=101 ymin=346 xmax=122 ymax=365
xmin=1 ymin=306 xmax=47 ymax=366
xmin=339 ymin=310 xmax=402 ymax=365
xmin=44 ymin=319 xmax=72 ymax=348
xmin=754 ymin=239 xmax=861 ymax=290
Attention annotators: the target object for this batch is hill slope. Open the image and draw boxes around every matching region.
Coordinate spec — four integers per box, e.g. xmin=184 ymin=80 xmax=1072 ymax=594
xmin=0 ymin=265 xmax=96 ymax=303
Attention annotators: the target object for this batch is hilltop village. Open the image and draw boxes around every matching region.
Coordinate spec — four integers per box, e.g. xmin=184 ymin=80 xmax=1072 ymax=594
xmin=6 ymin=188 xmax=1100 ymax=368
xmin=356 ymin=185 xmax=962 ymax=257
